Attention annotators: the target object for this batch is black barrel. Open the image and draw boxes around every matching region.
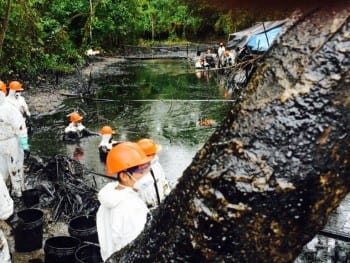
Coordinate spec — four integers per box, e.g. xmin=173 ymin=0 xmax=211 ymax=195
xmin=75 ymin=243 xmax=103 ymax=263
xmin=15 ymin=208 xmax=44 ymax=252
xmin=44 ymin=236 xmax=81 ymax=263
xmin=68 ymin=215 xmax=98 ymax=243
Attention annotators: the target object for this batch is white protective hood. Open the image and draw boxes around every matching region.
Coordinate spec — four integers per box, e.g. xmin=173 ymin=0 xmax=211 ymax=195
xmin=96 ymin=182 xmax=149 ymax=261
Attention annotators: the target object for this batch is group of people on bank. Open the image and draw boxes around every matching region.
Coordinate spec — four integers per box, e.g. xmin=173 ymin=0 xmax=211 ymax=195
xmin=195 ymin=42 xmax=238 ymax=70
xmin=63 ymin=111 xmax=171 ymax=261
xmin=0 ymin=80 xmax=31 ymax=263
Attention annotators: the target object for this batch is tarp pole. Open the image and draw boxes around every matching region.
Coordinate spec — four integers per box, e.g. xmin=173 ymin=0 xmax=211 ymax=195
xmin=262 ymin=22 xmax=270 ymax=47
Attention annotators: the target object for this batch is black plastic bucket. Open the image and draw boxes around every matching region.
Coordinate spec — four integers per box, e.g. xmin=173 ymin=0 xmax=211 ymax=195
xmin=22 ymin=188 xmax=41 ymax=207
xmin=75 ymin=243 xmax=103 ymax=263
xmin=68 ymin=215 xmax=98 ymax=243
xmin=14 ymin=208 xmax=44 ymax=252
xmin=44 ymin=236 xmax=81 ymax=263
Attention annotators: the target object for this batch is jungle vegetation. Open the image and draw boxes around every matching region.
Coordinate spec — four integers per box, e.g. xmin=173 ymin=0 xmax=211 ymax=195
xmin=0 ymin=0 xmax=289 ymax=77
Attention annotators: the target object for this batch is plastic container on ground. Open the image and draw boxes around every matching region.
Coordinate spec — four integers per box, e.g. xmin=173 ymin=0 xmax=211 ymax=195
xmin=75 ymin=243 xmax=103 ymax=263
xmin=68 ymin=215 xmax=99 ymax=243
xmin=44 ymin=236 xmax=81 ymax=263
xmin=15 ymin=208 xmax=44 ymax=252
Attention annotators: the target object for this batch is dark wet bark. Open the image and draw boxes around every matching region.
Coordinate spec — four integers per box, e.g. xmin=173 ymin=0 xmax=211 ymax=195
xmin=0 ymin=0 xmax=11 ymax=57
xmin=108 ymin=5 xmax=350 ymax=263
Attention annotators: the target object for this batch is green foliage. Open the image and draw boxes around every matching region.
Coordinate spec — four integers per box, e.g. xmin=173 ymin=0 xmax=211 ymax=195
xmin=214 ymin=11 xmax=233 ymax=36
xmin=92 ymin=0 xmax=140 ymax=49
xmin=0 ymin=0 xmax=83 ymax=76
xmin=0 ymin=0 xmax=290 ymax=77
xmin=137 ymin=0 xmax=201 ymax=41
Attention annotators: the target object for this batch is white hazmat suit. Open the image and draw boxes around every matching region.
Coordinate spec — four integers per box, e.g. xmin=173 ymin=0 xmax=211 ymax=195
xmin=64 ymin=122 xmax=96 ymax=141
xmin=98 ymin=134 xmax=118 ymax=151
xmin=98 ymin=134 xmax=119 ymax=162
xmin=6 ymin=89 xmax=31 ymax=118
xmin=96 ymin=182 xmax=149 ymax=261
xmin=0 ymin=92 xmax=28 ymax=197
xmin=0 ymin=173 xmax=14 ymax=263
xmin=64 ymin=122 xmax=86 ymax=135
xmin=138 ymin=156 xmax=171 ymax=208
xmin=217 ymin=45 xmax=226 ymax=67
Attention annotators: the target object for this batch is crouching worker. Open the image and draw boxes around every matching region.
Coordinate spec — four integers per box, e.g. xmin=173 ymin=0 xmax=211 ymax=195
xmin=137 ymin=138 xmax=171 ymax=208
xmin=63 ymin=112 xmax=97 ymax=141
xmin=0 ymin=173 xmax=23 ymax=263
xmin=98 ymin=126 xmax=120 ymax=163
xmin=96 ymin=142 xmax=153 ymax=261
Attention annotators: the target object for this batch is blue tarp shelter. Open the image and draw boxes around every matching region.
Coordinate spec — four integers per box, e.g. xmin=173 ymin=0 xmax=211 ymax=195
xmin=246 ymin=26 xmax=283 ymax=51
xmin=226 ymin=20 xmax=287 ymax=51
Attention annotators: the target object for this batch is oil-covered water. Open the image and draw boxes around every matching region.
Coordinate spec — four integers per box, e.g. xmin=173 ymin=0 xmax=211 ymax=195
xmin=30 ymin=59 xmax=232 ymax=188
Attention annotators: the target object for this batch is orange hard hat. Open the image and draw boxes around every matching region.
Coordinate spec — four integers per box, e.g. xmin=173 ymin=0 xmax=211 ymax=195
xmin=9 ymin=81 xmax=23 ymax=91
xmin=137 ymin=138 xmax=162 ymax=156
xmin=69 ymin=112 xmax=83 ymax=123
xmin=0 ymin=81 xmax=7 ymax=95
xmin=106 ymin=142 xmax=152 ymax=176
xmin=225 ymin=50 xmax=230 ymax=56
xmin=100 ymin=126 xmax=115 ymax=135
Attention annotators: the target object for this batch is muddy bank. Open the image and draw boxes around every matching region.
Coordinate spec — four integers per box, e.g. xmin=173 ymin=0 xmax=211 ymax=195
xmin=27 ymin=56 xmax=126 ymax=115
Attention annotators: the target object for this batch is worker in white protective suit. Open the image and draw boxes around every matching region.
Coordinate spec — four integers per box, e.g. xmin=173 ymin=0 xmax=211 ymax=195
xmin=0 ymin=175 xmax=13 ymax=263
xmin=137 ymin=138 xmax=171 ymax=209
xmin=63 ymin=112 xmax=97 ymax=142
xmin=0 ymin=171 xmax=25 ymax=263
xmin=96 ymin=142 xmax=152 ymax=261
xmin=98 ymin=125 xmax=120 ymax=163
xmin=6 ymin=81 xmax=31 ymax=118
xmin=217 ymin=42 xmax=226 ymax=68
xmin=0 ymin=90 xmax=29 ymax=197
xmin=6 ymin=81 xmax=32 ymax=135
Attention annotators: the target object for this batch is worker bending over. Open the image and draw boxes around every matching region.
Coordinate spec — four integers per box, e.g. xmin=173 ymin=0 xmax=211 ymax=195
xmin=63 ymin=112 xmax=97 ymax=141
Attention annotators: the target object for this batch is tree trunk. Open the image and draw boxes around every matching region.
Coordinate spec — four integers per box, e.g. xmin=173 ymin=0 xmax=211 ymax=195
xmin=151 ymin=17 xmax=155 ymax=42
xmin=108 ymin=4 xmax=350 ymax=263
xmin=0 ymin=0 xmax=11 ymax=57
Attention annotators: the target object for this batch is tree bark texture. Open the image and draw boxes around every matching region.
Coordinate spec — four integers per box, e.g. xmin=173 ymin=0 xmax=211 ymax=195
xmin=108 ymin=4 xmax=350 ymax=263
xmin=0 ymin=0 xmax=11 ymax=57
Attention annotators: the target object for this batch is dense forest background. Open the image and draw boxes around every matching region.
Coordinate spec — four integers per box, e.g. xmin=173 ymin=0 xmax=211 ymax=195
xmin=0 ymin=0 xmax=290 ymax=77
